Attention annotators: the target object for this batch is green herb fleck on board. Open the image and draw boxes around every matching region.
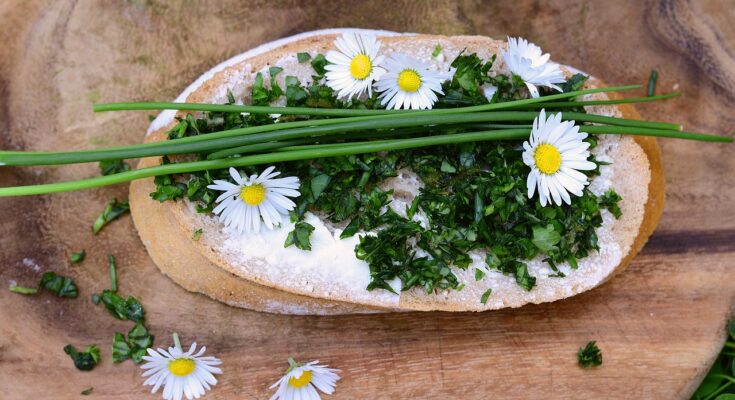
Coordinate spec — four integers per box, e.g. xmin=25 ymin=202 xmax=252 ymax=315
xmin=9 ymin=272 xmax=78 ymax=298
xmin=577 ymin=340 xmax=602 ymax=367
xmin=70 ymin=250 xmax=86 ymax=264
xmin=432 ymin=44 xmax=442 ymax=58
xmin=92 ymin=199 xmax=129 ymax=234
xmin=64 ymin=344 xmax=100 ymax=371
xmin=81 ymin=387 xmax=93 ymax=395
xmin=192 ymin=228 xmax=203 ymax=241
xmin=108 ymin=255 xmax=118 ymax=292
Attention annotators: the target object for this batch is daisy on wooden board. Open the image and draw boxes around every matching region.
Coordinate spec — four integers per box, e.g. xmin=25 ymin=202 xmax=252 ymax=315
xmin=270 ymin=358 xmax=341 ymax=400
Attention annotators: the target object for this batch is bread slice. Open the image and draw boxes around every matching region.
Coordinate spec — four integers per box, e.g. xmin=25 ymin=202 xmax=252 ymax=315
xmin=130 ymin=29 xmax=664 ymax=314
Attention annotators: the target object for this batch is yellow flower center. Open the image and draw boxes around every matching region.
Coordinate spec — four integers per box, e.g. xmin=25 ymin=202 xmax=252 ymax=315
xmin=534 ymin=143 xmax=562 ymax=174
xmin=397 ymin=69 xmax=422 ymax=92
xmin=168 ymin=358 xmax=196 ymax=377
xmin=240 ymin=184 xmax=266 ymax=206
xmin=349 ymin=54 xmax=372 ymax=80
xmin=288 ymin=370 xmax=313 ymax=388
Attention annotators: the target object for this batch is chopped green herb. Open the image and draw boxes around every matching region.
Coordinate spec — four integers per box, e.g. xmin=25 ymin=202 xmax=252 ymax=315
xmin=432 ymin=44 xmax=442 ymax=58
xmin=99 ymin=159 xmax=130 ymax=176
xmin=192 ymin=228 xmax=203 ymax=241
xmin=532 ymin=224 xmax=561 ymax=253
xmin=648 ymin=69 xmax=658 ymax=97
xmin=112 ymin=323 xmax=153 ymax=364
xmin=577 ymin=340 xmax=603 ymax=367
xmin=8 ymin=284 xmax=38 ymax=295
xmin=474 ymin=268 xmax=486 ymax=281
xmin=64 ymin=344 xmax=100 ymax=371
xmin=108 ymin=255 xmax=117 ymax=292
xmin=112 ymin=332 xmax=132 ymax=363
xmin=284 ymin=221 xmax=315 ymax=250
xmin=310 ymin=54 xmax=328 ymax=76
xmin=297 ymin=52 xmax=311 ymax=63
xmin=91 ymin=293 xmax=100 ymax=304
xmin=92 ymin=199 xmax=129 ymax=234
xmin=480 ymin=288 xmax=492 ymax=304
xmin=99 ymin=290 xmax=145 ymax=322
xmin=70 ymin=250 xmax=86 ymax=264
xmin=11 ymin=272 xmax=79 ymax=297
xmin=81 ymin=387 xmax=93 ymax=396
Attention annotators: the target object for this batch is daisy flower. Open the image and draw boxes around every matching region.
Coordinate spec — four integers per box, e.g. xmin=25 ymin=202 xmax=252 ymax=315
xmin=207 ymin=166 xmax=300 ymax=234
xmin=325 ymin=33 xmax=385 ymax=100
xmin=522 ymin=109 xmax=597 ymax=206
xmin=374 ymin=53 xmax=448 ymax=110
xmin=270 ymin=358 xmax=341 ymax=400
xmin=140 ymin=333 xmax=222 ymax=400
xmin=501 ymin=37 xmax=566 ymax=98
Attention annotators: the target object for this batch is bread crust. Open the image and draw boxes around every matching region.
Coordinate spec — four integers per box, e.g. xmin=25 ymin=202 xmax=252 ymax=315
xmin=130 ymin=31 xmax=665 ymax=314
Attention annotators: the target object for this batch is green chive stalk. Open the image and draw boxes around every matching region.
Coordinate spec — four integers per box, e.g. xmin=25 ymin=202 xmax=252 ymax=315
xmin=0 ymin=110 xmax=683 ymax=166
xmin=92 ymin=85 xmax=642 ymax=117
xmin=0 ymin=125 xmax=730 ymax=197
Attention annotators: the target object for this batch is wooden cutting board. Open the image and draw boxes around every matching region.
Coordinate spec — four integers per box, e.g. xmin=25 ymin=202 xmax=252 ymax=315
xmin=1 ymin=0 xmax=733 ymax=398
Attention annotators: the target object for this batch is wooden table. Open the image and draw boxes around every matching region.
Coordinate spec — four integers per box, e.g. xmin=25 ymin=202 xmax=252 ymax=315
xmin=0 ymin=1 xmax=733 ymax=398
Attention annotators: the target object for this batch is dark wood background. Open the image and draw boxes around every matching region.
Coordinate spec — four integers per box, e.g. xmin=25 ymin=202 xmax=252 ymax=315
xmin=0 ymin=1 xmax=733 ymax=398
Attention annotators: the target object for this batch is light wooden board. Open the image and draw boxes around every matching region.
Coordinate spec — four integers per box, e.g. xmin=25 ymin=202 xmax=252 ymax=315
xmin=0 ymin=0 xmax=734 ymax=398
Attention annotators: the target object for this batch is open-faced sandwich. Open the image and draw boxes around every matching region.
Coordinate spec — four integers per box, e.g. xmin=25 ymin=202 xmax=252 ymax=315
xmin=1 ymin=29 xmax=729 ymax=315
xmin=131 ymin=29 xmax=664 ymax=314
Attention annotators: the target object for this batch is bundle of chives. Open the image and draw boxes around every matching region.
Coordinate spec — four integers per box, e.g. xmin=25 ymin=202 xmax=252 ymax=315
xmin=0 ymin=84 xmax=730 ymax=197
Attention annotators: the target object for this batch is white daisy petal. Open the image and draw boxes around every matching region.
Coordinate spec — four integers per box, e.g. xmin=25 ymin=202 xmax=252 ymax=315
xmin=208 ymin=166 xmax=301 ymax=235
xmin=373 ymin=52 xmax=452 ymax=110
xmin=502 ymin=37 xmax=566 ymax=98
xmin=522 ymin=109 xmax=596 ymax=207
xmin=325 ymin=33 xmax=385 ymax=100
xmin=270 ymin=360 xmax=341 ymax=400
xmin=140 ymin=338 xmax=222 ymax=400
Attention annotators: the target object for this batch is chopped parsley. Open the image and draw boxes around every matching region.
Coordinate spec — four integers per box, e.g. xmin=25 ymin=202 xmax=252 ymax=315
xmin=151 ymin=50 xmax=622 ymax=298
xmin=70 ymin=250 xmax=86 ymax=264
xmin=432 ymin=44 xmax=442 ymax=58
xmin=81 ymin=388 xmax=93 ymax=396
xmin=92 ymin=198 xmax=129 ymax=234
xmin=10 ymin=271 xmax=79 ymax=298
xmin=297 ymin=52 xmax=311 ymax=63
xmin=577 ymin=340 xmax=603 ymax=367
xmin=64 ymin=344 xmax=100 ymax=371
xmin=192 ymin=228 xmax=203 ymax=241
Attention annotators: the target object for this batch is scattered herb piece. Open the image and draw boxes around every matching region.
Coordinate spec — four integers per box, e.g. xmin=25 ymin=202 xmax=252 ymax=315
xmin=64 ymin=344 xmax=100 ymax=371
xmin=577 ymin=340 xmax=603 ymax=367
xmin=108 ymin=255 xmax=118 ymax=292
xmin=284 ymin=221 xmax=315 ymax=250
xmin=480 ymin=288 xmax=492 ymax=304
xmin=112 ymin=332 xmax=132 ymax=363
xmin=432 ymin=44 xmax=442 ymax=58
xmin=297 ymin=52 xmax=311 ymax=63
xmin=647 ymin=69 xmax=658 ymax=97
xmin=10 ymin=272 xmax=78 ymax=298
xmin=70 ymin=250 xmax=86 ymax=264
xmin=192 ymin=228 xmax=203 ymax=241
xmin=8 ymin=284 xmax=38 ymax=295
xmin=81 ymin=388 xmax=93 ymax=396
xmin=99 ymin=290 xmax=145 ymax=322
xmin=91 ymin=293 xmax=100 ymax=305
xmin=99 ymin=159 xmax=130 ymax=176
xmin=92 ymin=199 xmax=129 ymax=234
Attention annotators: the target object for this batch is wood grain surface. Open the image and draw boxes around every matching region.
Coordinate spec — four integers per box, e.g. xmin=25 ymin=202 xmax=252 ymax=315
xmin=0 ymin=0 xmax=733 ymax=399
